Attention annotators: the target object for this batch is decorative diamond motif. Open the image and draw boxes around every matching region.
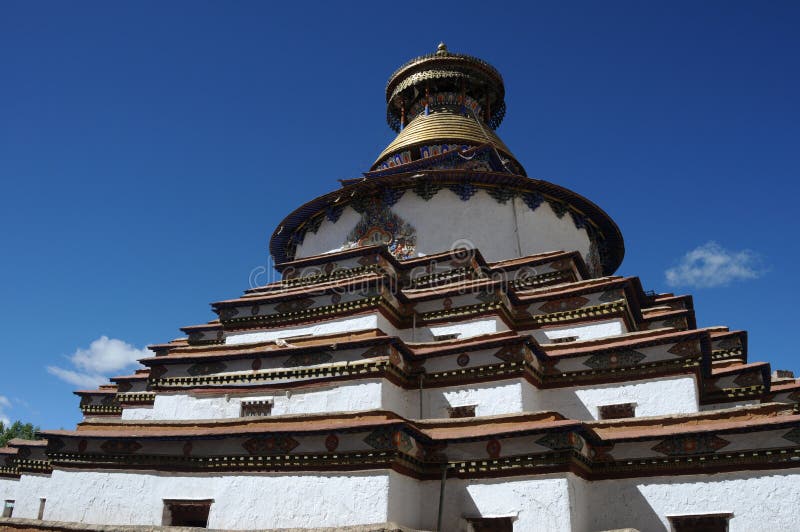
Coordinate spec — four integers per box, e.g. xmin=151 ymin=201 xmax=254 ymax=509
xmin=781 ymin=427 xmax=800 ymax=445
xmin=733 ymin=371 xmax=763 ymax=387
xmin=394 ymin=430 xmax=414 ymax=453
xmin=583 ymin=349 xmax=646 ymax=370
xmin=187 ymin=362 xmax=227 ymax=376
xmin=538 ymin=296 xmax=589 ymax=314
xmin=668 ymin=340 xmax=701 ymax=357
xmin=493 ymin=345 xmax=525 ymax=363
xmin=148 ymin=365 xmax=167 ymax=380
xmin=283 ymin=351 xmax=333 ymax=367
xmin=274 ymin=298 xmax=315 ymax=314
xmin=363 ymin=427 xmax=396 ymax=450
xmin=598 ymin=289 xmax=623 ymax=303
xmin=652 ymin=434 xmax=729 ymax=456
xmin=100 ymin=440 xmax=142 ymax=455
xmin=242 ymin=435 xmax=299 ymax=455
xmin=536 ymin=432 xmax=583 ymax=451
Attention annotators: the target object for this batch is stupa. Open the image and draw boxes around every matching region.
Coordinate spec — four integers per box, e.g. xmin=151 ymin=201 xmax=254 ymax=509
xmin=2 ymin=44 xmax=800 ymax=532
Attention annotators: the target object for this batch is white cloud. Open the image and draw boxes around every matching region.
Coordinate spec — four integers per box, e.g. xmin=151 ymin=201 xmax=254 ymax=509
xmin=47 ymin=336 xmax=149 ymax=389
xmin=0 ymin=395 xmax=10 ymax=426
xmin=665 ymin=241 xmax=764 ymax=288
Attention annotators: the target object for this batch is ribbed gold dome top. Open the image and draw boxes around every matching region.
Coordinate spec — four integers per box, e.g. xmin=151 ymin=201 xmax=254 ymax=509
xmin=373 ymin=110 xmax=520 ymax=169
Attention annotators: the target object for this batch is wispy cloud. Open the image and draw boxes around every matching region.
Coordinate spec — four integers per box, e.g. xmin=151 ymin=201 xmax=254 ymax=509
xmin=47 ymin=336 xmax=149 ymax=389
xmin=665 ymin=241 xmax=764 ymax=288
xmin=0 ymin=395 xmax=10 ymax=425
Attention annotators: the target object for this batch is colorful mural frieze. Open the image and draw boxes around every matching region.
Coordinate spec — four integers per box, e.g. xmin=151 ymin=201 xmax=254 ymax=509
xmin=187 ymin=361 xmax=227 ymax=377
xmin=345 ymin=197 xmax=417 ymax=259
xmin=651 ymin=434 xmax=730 ymax=456
xmin=585 ymin=238 xmax=603 ymax=279
xmin=408 ymin=92 xmax=483 ymax=120
xmin=583 ymin=349 xmax=646 ymax=370
xmin=282 ymin=351 xmax=333 ymax=368
xmin=242 ymin=435 xmax=299 ymax=455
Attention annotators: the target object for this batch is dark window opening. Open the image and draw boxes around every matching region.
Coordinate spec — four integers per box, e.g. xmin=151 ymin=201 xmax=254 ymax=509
xmin=2 ymin=500 xmax=14 ymax=518
xmin=669 ymin=513 xmax=732 ymax=532
xmin=466 ymin=516 xmax=514 ymax=532
xmin=551 ymin=336 xmax=578 ymax=344
xmin=241 ymin=400 xmax=273 ymax=417
xmin=448 ymin=405 xmax=477 ymax=418
xmin=163 ymin=499 xmax=212 ymax=528
xmin=37 ymin=498 xmax=46 ymax=520
xmin=433 ymin=333 xmax=460 ymax=342
xmin=599 ymin=402 xmax=636 ymax=420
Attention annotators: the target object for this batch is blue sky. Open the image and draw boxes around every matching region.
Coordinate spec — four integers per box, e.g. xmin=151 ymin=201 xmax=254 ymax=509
xmin=1 ymin=1 xmax=798 ymax=428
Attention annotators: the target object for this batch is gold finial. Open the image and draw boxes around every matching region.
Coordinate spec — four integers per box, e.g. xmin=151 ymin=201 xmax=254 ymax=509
xmin=436 ymin=42 xmax=448 ymax=55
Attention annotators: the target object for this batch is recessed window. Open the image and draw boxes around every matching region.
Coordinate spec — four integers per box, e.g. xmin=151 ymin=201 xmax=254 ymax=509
xmin=2 ymin=500 xmax=14 ymax=518
xmin=433 ymin=333 xmax=460 ymax=342
xmin=599 ymin=402 xmax=636 ymax=420
xmin=241 ymin=400 xmax=273 ymax=417
xmin=465 ymin=516 xmax=514 ymax=532
xmin=163 ymin=499 xmax=213 ymax=528
xmin=551 ymin=336 xmax=578 ymax=344
xmin=37 ymin=498 xmax=46 ymax=520
xmin=448 ymin=405 xmax=477 ymax=418
xmin=669 ymin=513 xmax=732 ymax=532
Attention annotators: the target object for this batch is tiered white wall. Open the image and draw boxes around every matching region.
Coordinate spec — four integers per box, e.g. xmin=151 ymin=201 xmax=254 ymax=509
xmin=122 ymin=375 xmax=698 ymax=422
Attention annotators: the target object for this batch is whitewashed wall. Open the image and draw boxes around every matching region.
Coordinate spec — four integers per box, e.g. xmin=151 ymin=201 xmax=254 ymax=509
xmin=123 ymin=379 xmax=412 ymax=421
xmin=294 ymin=191 xmax=592 ymax=264
xmin=523 ymin=375 xmax=699 ymax=420
xmin=225 ymin=313 xmax=398 ymax=345
xmin=525 ymin=318 xmax=627 ymax=344
xmin=3 ymin=469 xmax=392 ymax=529
xmin=573 ymin=470 xmax=800 ymax=531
